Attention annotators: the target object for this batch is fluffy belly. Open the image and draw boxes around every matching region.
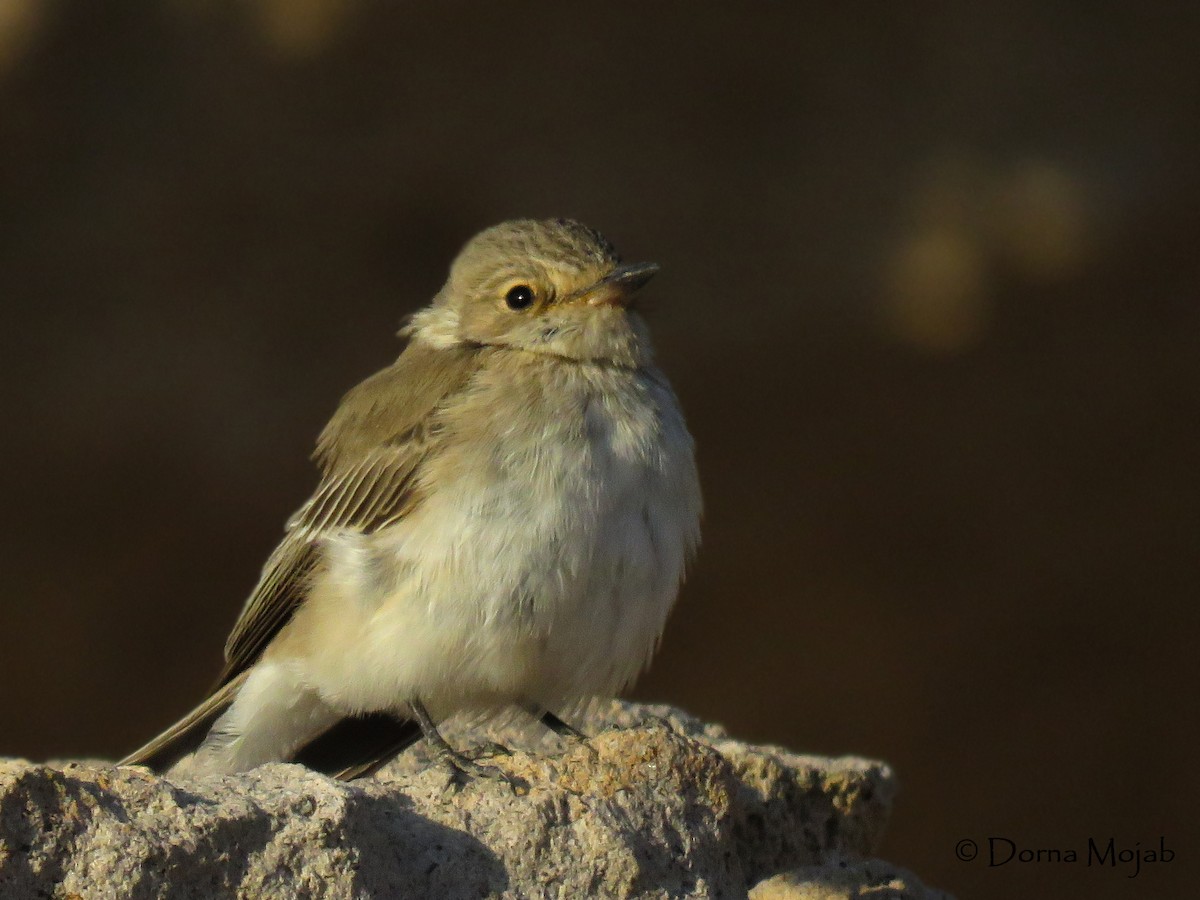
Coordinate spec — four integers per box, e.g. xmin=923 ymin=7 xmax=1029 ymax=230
xmin=294 ymin=448 xmax=681 ymax=717
xmin=281 ymin=362 xmax=698 ymax=720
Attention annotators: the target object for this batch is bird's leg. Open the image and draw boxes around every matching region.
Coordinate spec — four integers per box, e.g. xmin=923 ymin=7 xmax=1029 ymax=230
xmin=410 ymin=698 xmax=514 ymax=788
xmin=537 ymin=708 xmax=599 ymax=762
xmin=539 ymin=710 xmax=589 ymax=742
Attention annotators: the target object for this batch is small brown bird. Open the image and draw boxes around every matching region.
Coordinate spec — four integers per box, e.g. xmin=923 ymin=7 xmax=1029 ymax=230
xmin=123 ymin=218 xmax=702 ymax=780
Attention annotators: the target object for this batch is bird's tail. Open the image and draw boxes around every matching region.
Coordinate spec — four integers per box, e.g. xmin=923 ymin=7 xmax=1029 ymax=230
xmin=121 ymin=671 xmax=422 ymax=780
xmin=120 ymin=672 xmax=249 ymax=772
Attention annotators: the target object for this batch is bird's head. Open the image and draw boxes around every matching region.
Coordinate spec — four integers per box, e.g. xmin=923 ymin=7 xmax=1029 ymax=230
xmin=407 ymin=219 xmax=658 ymax=367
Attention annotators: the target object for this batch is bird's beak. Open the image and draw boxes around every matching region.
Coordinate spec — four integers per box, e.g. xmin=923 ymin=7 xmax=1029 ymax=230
xmin=583 ymin=262 xmax=660 ymax=308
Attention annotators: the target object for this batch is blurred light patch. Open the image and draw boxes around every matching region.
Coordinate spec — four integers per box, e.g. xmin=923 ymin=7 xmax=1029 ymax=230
xmin=881 ymin=155 xmax=1090 ymax=353
xmin=0 ymin=0 xmax=43 ymax=76
xmin=883 ymin=227 xmax=991 ymax=354
xmin=252 ymin=0 xmax=360 ymax=58
xmin=993 ymin=160 xmax=1089 ymax=282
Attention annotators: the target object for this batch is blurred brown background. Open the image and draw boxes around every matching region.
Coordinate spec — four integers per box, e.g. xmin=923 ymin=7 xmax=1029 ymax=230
xmin=1 ymin=2 xmax=1197 ymax=897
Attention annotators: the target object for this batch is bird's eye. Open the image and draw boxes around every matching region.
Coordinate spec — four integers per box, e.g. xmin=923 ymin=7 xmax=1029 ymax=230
xmin=504 ymin=285 xmax=536 ymax=310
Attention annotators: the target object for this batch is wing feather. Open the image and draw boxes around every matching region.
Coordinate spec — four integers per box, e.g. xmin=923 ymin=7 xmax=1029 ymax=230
xmin=215 ymin=341 xmax=479 ymax=687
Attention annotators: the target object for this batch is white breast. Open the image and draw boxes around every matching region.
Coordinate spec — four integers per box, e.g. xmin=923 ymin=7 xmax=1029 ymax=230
xmin=307 ymin=356 xmax=701 ymax=719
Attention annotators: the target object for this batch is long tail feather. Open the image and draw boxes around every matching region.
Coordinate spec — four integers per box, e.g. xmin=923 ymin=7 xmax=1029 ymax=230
xmin=120 ymin=672 xmax=249 ymax=772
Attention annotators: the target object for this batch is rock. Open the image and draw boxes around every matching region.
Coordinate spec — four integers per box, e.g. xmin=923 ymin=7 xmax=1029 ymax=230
xmin=0 ymin=701 xmax=946 ymax=899
xmin=748 ymin=859 xmax=954 ymax=900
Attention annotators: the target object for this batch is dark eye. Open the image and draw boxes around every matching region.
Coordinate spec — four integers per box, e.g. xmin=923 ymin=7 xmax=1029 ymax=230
xmin=505 ymin=284 xmax=536 ymax=310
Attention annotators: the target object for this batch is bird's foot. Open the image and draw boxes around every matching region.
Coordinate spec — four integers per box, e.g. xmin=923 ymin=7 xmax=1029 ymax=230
xmin=433 ymin=746 xmax=527 ymax=796
xmin=474 ymin=740 xmax=513 ymax=759
xmin=409 ymin=698 xmax=525 ymax=794
xmin=540 ymin=710 xmax=599 ymax=762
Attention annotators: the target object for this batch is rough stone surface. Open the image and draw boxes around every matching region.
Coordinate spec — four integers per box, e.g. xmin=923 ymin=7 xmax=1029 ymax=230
xmin=748 ymin=859 xmax=955 ymax=900
xmin=0 ymin=701 xmax=943 ymax=899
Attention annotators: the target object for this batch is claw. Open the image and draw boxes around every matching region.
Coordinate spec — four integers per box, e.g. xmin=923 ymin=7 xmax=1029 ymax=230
xmin=436 ymin=753 xmax=526 ymax=796
xmin=411 ymin=698 xmax=526 ymax=795
xmin=476 ymin=741 xmax=513 ymax=759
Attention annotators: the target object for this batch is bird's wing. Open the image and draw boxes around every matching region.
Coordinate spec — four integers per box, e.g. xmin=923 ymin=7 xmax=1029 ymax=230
xmin=215 ymin=341 xmax=480 ymax=686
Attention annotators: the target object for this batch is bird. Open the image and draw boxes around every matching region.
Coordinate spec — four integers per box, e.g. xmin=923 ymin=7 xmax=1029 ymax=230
xmin=122 ymin=218 xmax=702 ymax=782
